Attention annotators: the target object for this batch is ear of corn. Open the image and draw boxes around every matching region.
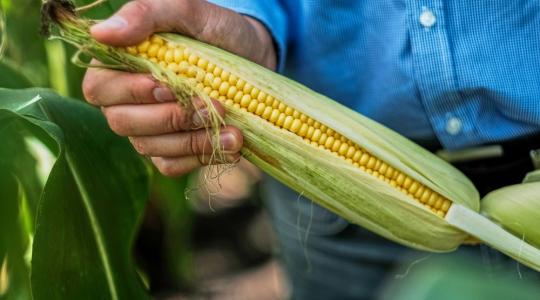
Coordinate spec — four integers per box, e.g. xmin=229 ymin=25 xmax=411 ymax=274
xmin=43 ymin=0 xmax=540 ymax=270
xmin=480 ymin=182 xmax=540 ymax=249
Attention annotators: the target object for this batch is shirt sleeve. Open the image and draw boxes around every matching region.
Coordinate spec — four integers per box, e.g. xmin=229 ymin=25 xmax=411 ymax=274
xmin=207 ymin=0 xmax=289 ymax=71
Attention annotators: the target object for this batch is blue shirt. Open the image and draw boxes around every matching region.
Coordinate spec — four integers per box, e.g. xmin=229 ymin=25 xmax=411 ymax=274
xmin=210 ymin=0 xmax=540 ymax=150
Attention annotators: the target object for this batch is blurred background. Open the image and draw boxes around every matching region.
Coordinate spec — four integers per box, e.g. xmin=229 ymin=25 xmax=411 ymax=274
xmin=1 ymin=1 xmax=540 ymax=299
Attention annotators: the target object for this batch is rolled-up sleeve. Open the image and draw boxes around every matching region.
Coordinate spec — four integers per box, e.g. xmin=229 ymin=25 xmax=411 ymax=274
xmin=208 ymin=0 xmax=289 ymax=71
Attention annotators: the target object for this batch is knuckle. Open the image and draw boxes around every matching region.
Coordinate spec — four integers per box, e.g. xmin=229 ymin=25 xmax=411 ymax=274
xmin=103 ymin=109 xmax=127 ymax=135
xmin=82 ymin=72 xmax=99 ymax=105
xmin=131 ymin=0 xmax=153 ymax=16
xmin=164 ymin=107 xmax=188 ymax=132
xmin=130 ymin=138 xmax=147 ymax=155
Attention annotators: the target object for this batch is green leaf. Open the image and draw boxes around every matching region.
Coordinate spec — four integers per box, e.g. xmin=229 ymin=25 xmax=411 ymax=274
xmin=0 ymin=88 xmax=150 ymax=299
xmin=0 ymin=61 xmax=32 ymax=89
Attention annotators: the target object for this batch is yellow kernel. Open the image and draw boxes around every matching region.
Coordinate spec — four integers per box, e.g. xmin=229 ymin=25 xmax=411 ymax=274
xmin=209 ymin=90 xmax=219 ymax=99
xmin=276 ymin=113 xmax=286 ymax=127
xmin=165 ymin=49 xmax=174 ymax=63
xmin=243 ymin=83 xmax=253 ymax=95
xmin=157 ymin=46 xmax=167 ymax=60
xmin=187 ymin=66 xmax=197 ymax=77
xmin=408 ymin=182 xmax=419 ymax=194
xmin=265 ymin=95 xmax=274 ymax=106
xmin=178 ymin=61 xmax=189 ymax=74
xmin=228 ymin=74 xmax=238 ymax=86
xmin=441 ymin=200 xmax=451 ymax=212
xmin=352 ymin=150 xmax=362 ymax=162
xmin=255 ymin=103 xmax=266 ymax=116
xmin=331 ymin=139 xmax=341 ymax=152
xmin=220 ymin=70 xmax=230 ymax=82
xmin=403 ymin=177 xmax=412 ymax=189
xmin=374 ymin=159 xmax=382 ymax=171
xmin=213 ymin=67 xmax=223 ymax=77
xmin=269 ymin=109 xmax=280 ymax=123
xmin=379 ymin=163 xmax=388 ymax=175
xmin=324 ymin=136 xmax=335 ymax=149
xmin=298 ymin=123 xmax=309 ymax=137
xmin=188 ymin=54 xmax=198 ymax=65
xmin=436 ymin=211 xmax=445 ymax=218
xmin=204 ymin=73 xmax=214 ymax=86
xmin=150 ymin=35 xmax=164 ymax=45
xmin=326 ymin=128 xmax=335 ymax=136
xmin=366 ymin=157 xmax=376 ymax=169
xmin=250 ymin=88 xmax=260 ymax=99
xmin=338 ymin=143 xmax=349 ymax=156
xmin=307 ymin=118 xmax=314 ymax=126
xmin=139 ymin=53 xmax=148 ymax=59
xmin=420 ymin=190 xmax=431 ymax=203
xmin=218 ymin=81 xmax=230 ymax=96
xmin=206 ymin=62 xmax=215 ymax=73
xmin=272 ymin=100 xmax=280 ymax=109
xmin=300 ymin=114 xmax=308 ymax=122
xmin=247 ymin=100 xmax=258 ymax=112
xmin=218 ymin=95 xmax=226 ymax=101
xmin=236 ymin=79 xmax=246 ymax=90
xmin=226 ymin=86 xmax=238 ymax=99
xmin=359 ymin=153 xmax=370 ymax=166
xmin=284 ymin=107 xmax=294 ymax=116
xmin=197 ymin=59 xmax=208 ymax=69
xmin=203 ymin=86 xmax=212 ymax=95
xmin=167 ymin=63 xmax=179 ymax=73
xmin=174 ymin=48 xmax=183 ymax=63
xmin=196 ymin=70 xmax=205 ymax=82
xmin=278 ymin=102 xmax=287 ymax=112
xmin=233 ymin=103 xmax=240 ymax=109
xmin=257 ymin=91 xmax=267 ymax=102
xmin=240 ymin=94 xmax=251 ymax=107
xmin=147 ymin=44 xmax=160 ymax=57
xmin=319 ymin=133 xmax=328 ymax=145
xmin=414 ymin=186 xmax=424 ymax=199
xmin=313 ymin=121 xmax=321 ymax=129
xmin=311 ymin=129 xmax=322 ymax=142
xmin=233 ymin=91 xmax=244 ymax=103
xmin=195 ymin=83 xmax=204 ymax=91
xmin=434 ymin=197 xmax=444 ymax=210
xmin=290 ymin=119 xmax=302 ymax=133
xmin=211 ymin=77 xmax=222 ymax=89
xmin=283 ymin=116 xmax=294 ymax=130
xmin=345 ymin=146 xmax=356 ymax=159
xmin=225 ymin=99 xmax=234 ymax=106
xmin=427 ymin=194 xmax=437 ymax=206
xmin=306 ymin=126 xmax=315 ymax=139
xmin=292 ymin=110 xmax=301 ymax=119
xmin=262 ymin=106 xmax=273 ymax=119
xmin=396 ymin=173 xmax=405 ymax=185
xmin=137 ymin=40 xmax=151 ymax=53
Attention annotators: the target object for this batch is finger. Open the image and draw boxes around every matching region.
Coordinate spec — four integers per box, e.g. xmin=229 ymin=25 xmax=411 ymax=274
xmin=83 ymin=62 xmax=176 ymax=106
xmin=102 ymin=100 xmax=226 ymax=136
xmin=89 ymin=0 xmax=269 ymax=65
xmin=129 ymin=126 xmax=243 ymax=157
xmin=152 ymin=152 xmax=241 ymax=177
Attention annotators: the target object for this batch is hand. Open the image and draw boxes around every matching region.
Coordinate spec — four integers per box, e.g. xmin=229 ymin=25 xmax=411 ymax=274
xmin=82 ymin=0 xmax=277 ymax=176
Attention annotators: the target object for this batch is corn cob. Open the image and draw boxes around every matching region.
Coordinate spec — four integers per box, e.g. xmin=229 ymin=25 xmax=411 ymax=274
xmin=481 ymin=182 xmax=540 ymax=249
xmin=42 ymin=0 xmax=540 ymax=271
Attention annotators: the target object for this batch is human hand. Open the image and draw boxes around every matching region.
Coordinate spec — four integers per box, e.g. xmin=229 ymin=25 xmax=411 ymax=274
xmin=82 ymin=0 xmax=277 ymax=176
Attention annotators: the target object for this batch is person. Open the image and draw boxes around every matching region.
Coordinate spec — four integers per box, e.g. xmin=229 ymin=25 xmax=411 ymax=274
xmin=84 ymin=0 xmax=540 ymax=299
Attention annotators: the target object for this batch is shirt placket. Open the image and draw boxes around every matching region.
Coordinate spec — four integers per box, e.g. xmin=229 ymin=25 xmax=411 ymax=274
xmin=407 ymin=0 xmax=477 ymax=149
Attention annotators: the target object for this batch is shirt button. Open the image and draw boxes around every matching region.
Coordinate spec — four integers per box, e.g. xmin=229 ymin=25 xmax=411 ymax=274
xmin=419 ymin=9 xmax=436 ymax=28
xmin=446 ymin=117 xmax=462 ymax=135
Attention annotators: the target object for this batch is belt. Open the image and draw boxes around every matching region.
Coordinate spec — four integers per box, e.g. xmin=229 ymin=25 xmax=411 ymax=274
xmin=417 ymin=133 xmax=540 ymax=196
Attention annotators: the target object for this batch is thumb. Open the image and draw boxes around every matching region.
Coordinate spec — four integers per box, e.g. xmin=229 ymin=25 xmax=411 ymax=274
xmin=90 ymin=1 xmax=156 ymax=47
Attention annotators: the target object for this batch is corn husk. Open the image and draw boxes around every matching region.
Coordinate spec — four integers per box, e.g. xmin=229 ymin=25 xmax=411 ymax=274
xmin=481 ymin=182 xmax=540 ymax=249
xmin=42 ymin=0 xmax=483 ymax=252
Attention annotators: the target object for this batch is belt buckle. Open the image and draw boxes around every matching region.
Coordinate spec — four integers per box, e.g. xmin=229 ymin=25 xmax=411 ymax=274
xmin=436 ymin=145 xmax=504 ymax=163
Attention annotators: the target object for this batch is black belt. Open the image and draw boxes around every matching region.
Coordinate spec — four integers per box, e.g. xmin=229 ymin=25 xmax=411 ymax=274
xmin=419 ymin=133 xmax=540 ymax=196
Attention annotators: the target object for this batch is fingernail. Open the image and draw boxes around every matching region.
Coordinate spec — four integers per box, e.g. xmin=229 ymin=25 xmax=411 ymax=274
xmin=153 ymin=87 xmax=175 ymax=102
xmin=192 ymin=109 xmax=208 ymax=128
xmin=219 ymin=131 xmax=238 ymax=151
xmin=91 ymin=16 xmax=127 ymax=32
